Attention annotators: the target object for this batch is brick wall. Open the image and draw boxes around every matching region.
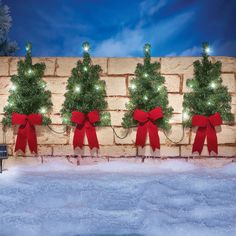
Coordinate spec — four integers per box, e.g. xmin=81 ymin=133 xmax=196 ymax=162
xmin=0 ymin=56 xmax=235 ymax=157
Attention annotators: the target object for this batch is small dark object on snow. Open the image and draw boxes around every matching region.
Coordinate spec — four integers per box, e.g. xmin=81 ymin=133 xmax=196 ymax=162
xmin=0 ymin=144 xmax=8 ymax=173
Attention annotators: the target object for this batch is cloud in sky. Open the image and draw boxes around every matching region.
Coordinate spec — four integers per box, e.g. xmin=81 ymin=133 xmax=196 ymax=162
xmin=93 ymin=9 xmax=194 ymax=57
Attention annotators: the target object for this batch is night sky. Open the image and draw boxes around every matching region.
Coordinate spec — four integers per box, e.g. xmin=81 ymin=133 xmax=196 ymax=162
xmin=4 ymin=0 xmax=236 ymax=57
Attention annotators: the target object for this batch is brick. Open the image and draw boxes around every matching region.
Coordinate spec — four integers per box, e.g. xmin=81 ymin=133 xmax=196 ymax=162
xmin=32 ymin=57 xmax=56 ymax=76
xmin=181 ymin=145 xmax=215 ymax=156
xmin=161 ymin=57 xmax=198 ymax=75
xmin=164 ymin=74 xmax=181 ymax=92
xmin=51 ymin=94 xmax=65 ymax=113
xmin=99 ymin=145 xmax=137 ymax=156
xmin=92 ymin=58 xmax=108 ymax=74
xmin=0 ymin=125 xmax=14 ymax=144
xmin=56 ymin=57 xmax=107 ymax=77
xmin=217 ymin=125 xmax=236 ymax=144
xmin=168 ymin=94 xmax=183 ymax=113
xmin=44 ymin=77 xmax=67 ymax=94
xmin=169 ymin=113 xmax=182 ymax=124
xmin=69 ymin=127 xmax=114 ymax=146
xmin=36 ymin=126 xmax=68 ymax=144
xmin=221 ymin=73 xmax=236 ymax=93
xmin=218 ymin=146 xmax=236 ymax=156
xmin=108 ymin=58 xmax=143 ymax=74
xmin=56 ymin=58 xmax=79 ymax=77
xmin=138 ymin=145 xmax=179 ymax=157
xmin=160 ymin=125 xmax=190 ymax=144
xmin=0 ymin=57 xmax=9 ymax=76
xmin=9 ymin=57 xmax=23 ymax=75
xmin=114 ymin=127 xmax=136 ymax=144
xmin=106 ymin=97 xmax=129 ymax=110
xmin=110 ymin=111 xmax=125 ymax=126
xmin=213 ymin=57 xmax=236 ymax=72
xmin=191 ymin=125 xmax=236 ymax=145
xmin=51 ymin=114 xmax=63 ymax=124
xmin=0 ymin=95 xmax=8 ymax=113
xmin=0 ymin=77 xmax=11 ymax=94
xmin=103 ymin=76 xmax=127 ymax=96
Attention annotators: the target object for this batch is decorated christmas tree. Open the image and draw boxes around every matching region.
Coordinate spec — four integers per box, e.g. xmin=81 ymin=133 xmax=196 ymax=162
xmin=122 ymin=44 xmax=173 ymax=150
xmin=2 ymin=42 xmax=52 ymax=153
xmin=183 ymin=42 xmax=234 ymax=154
xmin=60 ymin=42 xmax=110 ymax=149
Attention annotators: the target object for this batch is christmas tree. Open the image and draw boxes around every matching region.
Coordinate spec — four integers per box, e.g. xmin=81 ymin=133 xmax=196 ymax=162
xmin=60 ymin=42 xmax=110 ymax=149
xmin=183 ymin=42 xmax=234 ymax=127
xmin=2 ymin=42 xmax=52 ymax=126
xmin=122 ymin=43 xmax=173 ymax=130
xmin=122 ymin=44 xmax=173 ymax=151
xmin=0 ymin=0 xmax=18 ymax=55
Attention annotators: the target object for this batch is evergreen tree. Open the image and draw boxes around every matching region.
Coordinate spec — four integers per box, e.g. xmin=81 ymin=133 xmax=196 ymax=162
xmin=183 ymin=42 xmax=234 ymax=126
xmin=0 ymin=0 xmax=18 ymax=56
xmin=60 ymin=42 xmax=110 ymax=126
xmin=122 ymin=43 xmax=173 ymax=130
xmin=2 ymin=42 xmax=52 ymax=126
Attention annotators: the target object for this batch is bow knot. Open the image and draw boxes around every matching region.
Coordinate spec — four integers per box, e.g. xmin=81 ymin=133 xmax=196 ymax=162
xmin=133 ymin=107 xmax=163 ymax=151
xmin=12 ymin=113 xmax=42 ymax=154
xmin=192 ymin=112 xmax=222 ymax=155
xmin=72 ymin=110 xmax=100 ymax=149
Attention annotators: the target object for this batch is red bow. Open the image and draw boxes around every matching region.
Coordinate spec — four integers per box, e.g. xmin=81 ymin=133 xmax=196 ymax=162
xmin=71 ymin=110 xmax=100 ymax=149
xmin=12 ymin=113 xmax=42 ymax=154
xmin=192 ymin=113 xmax=222 ymax=155
xmin=133 ymin=107 xmax=163 ymax=151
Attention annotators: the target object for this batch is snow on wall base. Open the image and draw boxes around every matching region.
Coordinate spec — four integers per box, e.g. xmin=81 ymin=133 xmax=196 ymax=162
xmin=0 ymin=56 xmax=235 ymax=157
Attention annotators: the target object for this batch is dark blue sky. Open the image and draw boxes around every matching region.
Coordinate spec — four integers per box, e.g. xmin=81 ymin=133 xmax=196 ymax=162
xmin=5 ymin=0 xmax=236 ymax=57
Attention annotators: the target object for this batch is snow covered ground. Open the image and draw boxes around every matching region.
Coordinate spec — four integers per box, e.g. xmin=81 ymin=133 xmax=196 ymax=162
xmin=0 ymin=160 xmax=236 ymax=236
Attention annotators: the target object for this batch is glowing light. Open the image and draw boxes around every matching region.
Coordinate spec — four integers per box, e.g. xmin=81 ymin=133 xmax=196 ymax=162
xmin=210 ymin=82 xmax=217 ymax=89
xmin=40 ymin=107 xmax=47 ymax=114
xmin=63 ymin=117 xmax=68 ymax=122
xmin=157 ymin=85 xmax=163 ymax=91
xmin=95 ymin=85 xmax=101 ymax=90
xmin=207 ymin=101 xmax=212 ymax=106
xmin=8 ymin=101 xmax=13 ymax=106
xmin=27 ymin=68 xmax=33 ymax=76
xmin=25 ymin=42 xmax=32 ymax=52
xmin=83 ymin=66 xmax=88 ymax=72
xmin=74 ymin=85 xmax=81 ymax=93
xmin=205 ymin=46 xmax=211 ymax=54
xmin=130 ymin=83 xmax=136 ymax=90
xmin=143 ymin=95 xmax=148 ymax=100
xmin=11 ymin=84 xmax=17 ymax=91
xmin=82 ymin=42 xmax=90 ymax=52
xmin=183 ymin=111 xmax=190 ymax=121
xmin=144 ymin=43 xmax=151 ymax=53
xmin=143 ymin=73 xmax=148 ymax=78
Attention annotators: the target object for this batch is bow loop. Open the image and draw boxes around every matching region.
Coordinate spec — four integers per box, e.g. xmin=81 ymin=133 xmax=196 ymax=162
xmin=133 ymin=107 xmax=163 ymax=151
xmin=12 ymin=113 xmax=42 ymax=154
xmin=192 ymin=113 xmax=222 ymax=155
xmin=72 ymin=110 xmax=100 ymax=149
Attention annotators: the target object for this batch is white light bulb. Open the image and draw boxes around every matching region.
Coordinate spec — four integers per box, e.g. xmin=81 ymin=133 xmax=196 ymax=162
xmin=11 ymin=84 xmax=17 ymax=91
xmin=143 ymin=95 xmax=148 ymax=100
xmin=183 ymin=111 xmax=190 ymax=121
xmin=205 ymin=47 xmax=211 ymax=54
xmin=144 ymin=73 xmax=148 ymax=78
xmin=130 ymin=83 xmax=136 ymax=90
xmin=8 ymin=101 xmax=13 ymax=106
xmin=28 ymin=68 xmax=33 ymax=75
xmin=83 ymin=66 xmax=88 ymax=72
xmin=83 ymin=46 xmax=89 ymax=52
xmin=63 ymin=117 xmax=68 ymax=122
xmin=210 ymin=82 xmax=217 ymax=89
xmin=95 ymin=85 xmax=100 ymax=90
xmin=40 ymin=107 xmax=46 ymax=114
xmin=157 ymin=85 xmax=163 ymax=91
xmin=207 ymin=101 xmax=212 ymax=106
xmin=74 ymin=85 xmax=81 ymax=93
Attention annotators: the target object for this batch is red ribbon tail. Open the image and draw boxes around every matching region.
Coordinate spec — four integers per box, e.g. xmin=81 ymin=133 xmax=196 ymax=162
xmin=207 ymin=125 xmax=218 ymax=154
xmin=27 ymin=123 xmax=38 ymax=154
xmin=73 ymin=126 xmax=86 ymax=149
xmin=15 ymin=125 xmax=27 ymax=153
xmin=86 ymin=125 xmax=99 ymax=149
xmin=192 ymin=127 xmax=206 ymax=155
xmin=148 ymin=121 xmax=160 ymax=151
xmin=135 ymin=124 xmax=148 ymax=148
